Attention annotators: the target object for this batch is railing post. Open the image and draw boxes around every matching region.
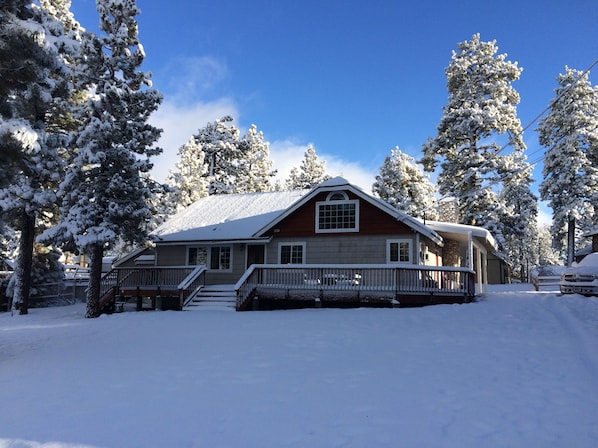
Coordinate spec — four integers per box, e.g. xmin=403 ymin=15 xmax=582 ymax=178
xmin=154 ymin=286 xmax=160 ymax=310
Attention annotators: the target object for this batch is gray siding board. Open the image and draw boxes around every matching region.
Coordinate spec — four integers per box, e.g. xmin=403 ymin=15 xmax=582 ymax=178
xmin=157 ymin=246 xmax=185 ymax=266
xmin=266 ymin=234 xmax=418 ymax=265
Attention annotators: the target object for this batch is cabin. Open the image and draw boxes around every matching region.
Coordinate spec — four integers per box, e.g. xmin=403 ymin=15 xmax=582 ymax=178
xmin=102 ymin=177 xmax=499 ymax=312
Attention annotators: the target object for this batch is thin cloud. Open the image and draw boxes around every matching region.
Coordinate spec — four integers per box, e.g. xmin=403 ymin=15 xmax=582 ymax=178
xmin=158 ymin=56 xmax=230 ymax=104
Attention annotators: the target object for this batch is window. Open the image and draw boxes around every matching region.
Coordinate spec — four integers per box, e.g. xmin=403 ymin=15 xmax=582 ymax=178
xmin=279 ymin=243 xmax=305 ymax=264
xmin=188 ymin=246 xmax=231 ymax=270
xmin=188 ymin=247 xmax=207 ymax=266
xmin=210 ymin=246 xmax=231 ymax=270
xmin=328 ymin=192 xmax=348 ymax=201
xmin=387 ymin=239 xmax=412 ymax=264
xmin=316 ymin=195 xmax=359 ymax=233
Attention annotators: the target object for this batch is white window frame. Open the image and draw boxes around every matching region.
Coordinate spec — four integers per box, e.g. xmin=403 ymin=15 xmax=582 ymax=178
xmin=278 ymin=242 xmax=306 ymax=264
xmin=188 ymin=247 xmax=208 ymax=266
xmin=188 ymin=245 xmax=232 ymax=271
xmin=315 ymin=198 xmax=359 ymax=233
xmin=210 ymin=246 xmax=232 ymax=271
xmin=386 ymin=239 xmax=412 ymax=264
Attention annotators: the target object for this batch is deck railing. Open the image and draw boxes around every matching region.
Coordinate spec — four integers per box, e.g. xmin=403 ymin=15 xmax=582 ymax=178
xmin=235 ymin=264 xmax=475 ymax=310
xmin=98 ymin=265 xmax=207 ymax=311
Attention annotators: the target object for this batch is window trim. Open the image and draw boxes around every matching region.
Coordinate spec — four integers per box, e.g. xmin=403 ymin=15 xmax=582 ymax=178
xmin=326 ymin=191 xmax=349 ymax=201
xmin=386 ymin=239 xmax=412 ymax=264
xmin=188 ymin=245 xmax=233 ymax=272
xmin=188 ymin=247 xmax=208 ymax=266
xmin=210 ymin=246 xmax=232 ymax=271
xmin=315 ymin=198 xmax=359 ymax=233
xmin=278 ymin=242 xmax=306 ymax=264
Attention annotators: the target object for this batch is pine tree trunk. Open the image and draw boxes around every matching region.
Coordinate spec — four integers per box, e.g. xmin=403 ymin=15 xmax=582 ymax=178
xmin=14 ymin=211 xmax=35 ymax=315
xmin=566 ymin=215 xmax=576 ymax=267
xmin=86 ymin=243 xmax=104 ymax=318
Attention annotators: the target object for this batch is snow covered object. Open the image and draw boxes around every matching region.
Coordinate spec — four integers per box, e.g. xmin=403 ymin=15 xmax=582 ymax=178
xmin=164 ymin=136 xmax=210 ymax=214
xmin=0 ymin=0 xmax=79 ymax=314
xmin=192 ymin=116 xmax=239 ymax=195
xmin=235 ymin=124 xmax=277 ymax=194
xmin=422 ymin=34 xmax=525 ymax=231
xmin=285 ymin=145 xmax=330 ymax=190
xmin=46 ymin=0 xmax=162 ymax=318
xmin=163 ymin=119 xmax=277 ymax=218
xmin=559 ymin=252 xmax=598 ymax=296
xmin=498 ymin=149 xmax=539 ymax=280
xmin=372 ymin=147 xmax=438 ymax=221
xmin=538 ymin=66 xmax=598 ymax=256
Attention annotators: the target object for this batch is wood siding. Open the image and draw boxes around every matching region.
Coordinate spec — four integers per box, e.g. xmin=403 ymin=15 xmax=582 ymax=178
xmin=262 ymin=191 xmax=415 ymax=237
xmin=266 ymin=234 xmax=417 ymax=265
xmin=157 ymin=246 xmax=185 ymax=266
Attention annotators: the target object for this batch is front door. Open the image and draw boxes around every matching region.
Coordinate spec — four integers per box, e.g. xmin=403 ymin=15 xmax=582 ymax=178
xmin=246 ymin=244 xmax=265 ymax=269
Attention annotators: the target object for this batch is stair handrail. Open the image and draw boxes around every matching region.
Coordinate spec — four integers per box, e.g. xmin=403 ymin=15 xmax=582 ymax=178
xmin=179 ymin=265 xmax=208 ymax=309
xmin=234 ymin=264 xmax=260 ymax=311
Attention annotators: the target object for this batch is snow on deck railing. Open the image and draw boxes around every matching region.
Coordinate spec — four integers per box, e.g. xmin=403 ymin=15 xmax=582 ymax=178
xmin=235 ymin=264 xmax=475 ymax=310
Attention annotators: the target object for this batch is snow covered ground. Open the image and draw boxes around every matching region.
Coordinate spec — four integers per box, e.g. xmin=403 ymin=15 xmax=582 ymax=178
xmin=1 ymin=284 xmax=597 ymax=448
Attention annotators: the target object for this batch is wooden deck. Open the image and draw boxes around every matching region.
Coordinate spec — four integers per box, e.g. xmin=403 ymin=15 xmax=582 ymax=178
xmin=97 ymin=263 xmax=476 ymax=313
xmin=235 ymin=264 xmax=476 ymax=311
xmin=98 ymin=266 xmax=207 ymax=313
xmin=251 ymin=287 xmax=472 ymax=310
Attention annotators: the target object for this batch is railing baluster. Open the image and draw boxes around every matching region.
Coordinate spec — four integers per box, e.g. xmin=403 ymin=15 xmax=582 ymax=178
xmin=234 ymin=264 xmax=475 ymax=310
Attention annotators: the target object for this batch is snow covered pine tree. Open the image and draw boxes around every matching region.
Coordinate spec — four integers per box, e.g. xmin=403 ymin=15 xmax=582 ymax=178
xmin=538 ymin=66 xmax=598 ymax=256
xmin=46 ymin=0 xmax=162 ymax=318
xmin=285 ymin=145 xmax=330 ymax=190
xmin=0 ymin=0 xmax=79 ymax=314
xmin=372 ymin=147 xmax=438 ymax=220
xmin=421 ymin=33 xmax=529 ymax=254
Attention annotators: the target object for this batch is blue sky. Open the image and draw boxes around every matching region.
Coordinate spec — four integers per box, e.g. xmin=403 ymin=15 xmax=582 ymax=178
xmin=70 ymin=0 xmax=597 ymax=223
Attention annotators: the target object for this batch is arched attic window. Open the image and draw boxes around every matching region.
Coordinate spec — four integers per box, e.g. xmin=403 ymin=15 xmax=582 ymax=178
xmin=327 ymin=191 xmax=348 ymax=201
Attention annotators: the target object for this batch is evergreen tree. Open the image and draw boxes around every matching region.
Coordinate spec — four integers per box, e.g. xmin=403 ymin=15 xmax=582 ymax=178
xmin=165 ymin=136 xmax=209 ymax=213
xmin=235 ymin=124 xmax=277 ymax=193
xmin=164 ymin=120 xmax=277 ymax=215
xmin=538 ymin=66 xmax=598 ymax=256
xmin=285 ymin=145 xmax=330 ymax=190
xmin=372 ymin=147 xmax=438 ymax=220
xmin=536 ymin=225 xmax=562 ymax=266
xmin=422 ymin=34 xmax=525 ymax=230
xmin=0 ymin=0 xmax=78 ymax=314
xmin=46 ymin=0 xmax=162 ymax=318
xmin=498 ymin=150 xmax=538 ymax=280
xmin=194 ymin=116 xmax=240 ymax=195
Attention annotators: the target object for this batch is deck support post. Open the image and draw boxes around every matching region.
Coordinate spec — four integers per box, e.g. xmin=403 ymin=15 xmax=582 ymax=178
xmin=252 ymin=296 xmax=260 ymax=311
xmin=136 ymin=286 xmax=142 ymax=311
xmin=154 ymin=286 xmax=160 ymax=310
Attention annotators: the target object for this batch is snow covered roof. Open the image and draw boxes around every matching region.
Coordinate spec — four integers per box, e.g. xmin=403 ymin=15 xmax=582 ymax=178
xmin=584 ymin=227 xmax=598 ymax=237
xmin=422 ymin=220 xmax=498 ymax=250
xmin=152 ymin=177 xmax=445 ymax=246
xmin=151 ymin=190 xmax=308 ymax=243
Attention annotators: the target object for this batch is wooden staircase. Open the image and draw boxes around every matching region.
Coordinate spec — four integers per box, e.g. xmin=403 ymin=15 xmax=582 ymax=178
xmin=184 ymin=284 xmax=237 ymax=311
